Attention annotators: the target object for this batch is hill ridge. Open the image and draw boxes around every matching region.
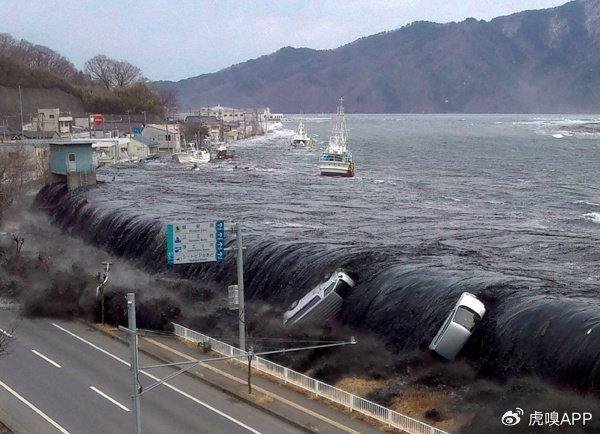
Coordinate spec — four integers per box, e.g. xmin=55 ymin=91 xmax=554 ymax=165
xmin=156 ymin=0 xmax=600 ymax=113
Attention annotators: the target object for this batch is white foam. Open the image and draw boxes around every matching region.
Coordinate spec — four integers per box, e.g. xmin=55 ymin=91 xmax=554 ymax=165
xmin=583 ymin=212 xmax=600 ymax=224
xmin=552 ymin=133 xmax=564 ymax=139
xmin=575 ymin=200 xmax=600 ymax=207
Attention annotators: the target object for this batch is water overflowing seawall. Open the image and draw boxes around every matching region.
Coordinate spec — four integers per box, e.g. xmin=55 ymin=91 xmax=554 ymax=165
xmin=35 ymin=182 xmax=600 ymax=394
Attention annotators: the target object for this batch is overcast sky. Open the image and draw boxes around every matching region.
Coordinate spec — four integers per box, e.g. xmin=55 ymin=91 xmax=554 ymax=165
xmin=2 ymin=0 xmax=568 ymax=81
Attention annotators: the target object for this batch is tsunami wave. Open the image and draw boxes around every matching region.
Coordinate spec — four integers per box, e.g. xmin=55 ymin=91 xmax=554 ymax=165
xmin=35 ymin=183 xmax=600 ymax=394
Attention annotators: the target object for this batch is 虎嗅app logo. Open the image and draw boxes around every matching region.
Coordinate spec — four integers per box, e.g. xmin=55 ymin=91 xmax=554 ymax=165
xmin=501 ymin=408 xmax=524 ymax=426
xmin=500 ymin=408 xmax=592 ymax=428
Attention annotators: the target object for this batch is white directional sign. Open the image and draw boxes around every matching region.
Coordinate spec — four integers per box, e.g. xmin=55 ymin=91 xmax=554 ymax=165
xmin=166 ymin=221 xmax=225 ymax=264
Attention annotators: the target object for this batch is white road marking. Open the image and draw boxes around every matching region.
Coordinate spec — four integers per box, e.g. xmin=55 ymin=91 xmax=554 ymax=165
xmin=90 ymin=386 xmax=130 ymax=412
xmin=0 ymin=378 xmax=70 ymax=434
xmin=0 ymin=328 xmax=13 ymax=338
xmin=32 ymin=350 xmax=62 ymax=368
xmin=51 ymin=322 xmax=262 ymax=434
xmin=145 ymin=337 xmax=362 ymax=434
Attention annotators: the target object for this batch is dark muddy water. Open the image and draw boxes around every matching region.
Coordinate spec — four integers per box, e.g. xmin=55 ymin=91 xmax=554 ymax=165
xmin=38 ymin=114 xmax=600 ymax=392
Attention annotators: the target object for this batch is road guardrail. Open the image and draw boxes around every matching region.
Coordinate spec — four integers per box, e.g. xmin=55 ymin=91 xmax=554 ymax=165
xmin=172 ymin=322 xmax=449 ymax=434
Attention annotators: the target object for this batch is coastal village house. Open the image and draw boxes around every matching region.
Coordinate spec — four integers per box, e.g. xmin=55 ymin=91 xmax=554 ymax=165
xmin=48 ymin=141 xmax=97 ymax=191
xmin=28 ymin=108 xmax=73 ymax=135
xmin=199 ymin=105 xmax=247 ymax=122
xmin=192 ymin=105 xmax=281 ymax=140
xmin=199 ymin=105 xmax=282 ymax=123
xmin=91 ymin=137 xmax=150 ymax=165
xmin=141 ymin=123 xmax=181 ymax=152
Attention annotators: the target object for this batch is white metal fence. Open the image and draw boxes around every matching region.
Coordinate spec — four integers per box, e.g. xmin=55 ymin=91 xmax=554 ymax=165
xmin=172 ymin=323 xmax=449 ymax=434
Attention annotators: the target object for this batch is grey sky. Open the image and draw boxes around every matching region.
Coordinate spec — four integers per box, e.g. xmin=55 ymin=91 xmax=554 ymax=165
xmin=2 ymin=0 xmax=568 ymax=81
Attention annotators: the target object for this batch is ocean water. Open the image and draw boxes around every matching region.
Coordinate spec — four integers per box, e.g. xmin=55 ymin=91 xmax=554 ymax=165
xmin=38 ymin=114 xmax=600 ymax=392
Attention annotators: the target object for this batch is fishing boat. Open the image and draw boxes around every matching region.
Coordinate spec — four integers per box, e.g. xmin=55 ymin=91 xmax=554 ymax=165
xmin=172 ymin=143 xmax=210 ymax=165
xmin=318 ymin=98 xmax=354 ymax=177
xmin=291 ymin=121 xmax=315 ymax=148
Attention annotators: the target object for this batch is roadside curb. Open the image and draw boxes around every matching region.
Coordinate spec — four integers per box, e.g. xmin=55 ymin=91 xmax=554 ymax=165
xmin=0 ymin=412 xmax=13 ymax=434
xmin=80 ymin=320 xmax=314 ymax=434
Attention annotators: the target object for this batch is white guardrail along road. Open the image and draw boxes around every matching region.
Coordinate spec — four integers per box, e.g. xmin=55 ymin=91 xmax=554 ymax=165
xmin=172 ymin=323 xmax=449 ymax=434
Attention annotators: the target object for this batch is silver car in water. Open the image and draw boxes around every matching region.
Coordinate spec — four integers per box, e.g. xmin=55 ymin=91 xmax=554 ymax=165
xmin=429 ymin=292 xmax=486 ymax=360
xmin=283 ymin=271 xmax=355 ymax=327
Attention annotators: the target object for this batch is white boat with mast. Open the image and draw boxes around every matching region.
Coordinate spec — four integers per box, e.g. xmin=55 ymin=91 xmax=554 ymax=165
xmin=291 ymin=120 xmax=315 ymax=148
xmin=318 ymin=98 xmax=354 ymax=177
xmin=172 ymin=142 xmax=210 ymax=165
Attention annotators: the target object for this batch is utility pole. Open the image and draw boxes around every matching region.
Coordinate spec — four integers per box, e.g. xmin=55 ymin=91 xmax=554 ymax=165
xmin=141 ymin=111 xmax=147 ymax=127
xmin=236 ymin=223 xmax=246 ymax=351
xmin=127 ymin=293 xmax=142 ymax=434
xmin=18 ymin=85 xmax=24 ymax=137
xmin=126 ymin=110 xmax=132 ymax=136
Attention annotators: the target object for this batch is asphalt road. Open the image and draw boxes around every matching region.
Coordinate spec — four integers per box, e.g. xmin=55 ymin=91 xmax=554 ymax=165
xmin=0 ymin=311 xmax=305 ymax=434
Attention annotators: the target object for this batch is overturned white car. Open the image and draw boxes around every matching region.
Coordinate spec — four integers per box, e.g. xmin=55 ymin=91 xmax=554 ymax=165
xmin=283 ymin=271 xmax=355 ymax=327
xmin=429 ymin=292 xmax=486 ymax=360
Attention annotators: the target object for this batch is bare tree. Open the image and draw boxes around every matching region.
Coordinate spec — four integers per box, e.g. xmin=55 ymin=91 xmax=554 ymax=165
xmin=0 ymin=146 xmax=34 ymax=220
xmin=12 ymin=234 xmax=24 ymax=256
xmin=0 ymin=33 xmax=80 ymax=81
xmin=112 ymin=60 xmax=144 ymax=87
xmin=184 ymin=122 xmax=209 ymax=145
xmin=156 ymin=87 xmax=179 ymax=111
xmin=0 ymin=150 xmax=14 ymax=220
xmin=34 ymin=147 xmax=50 ymax=184
xmin=85 ymin=54 xmax=115 ymax=90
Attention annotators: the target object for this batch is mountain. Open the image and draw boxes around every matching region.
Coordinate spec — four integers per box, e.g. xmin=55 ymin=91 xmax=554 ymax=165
xmin=156 ymin=0 xmax=600 ymax=113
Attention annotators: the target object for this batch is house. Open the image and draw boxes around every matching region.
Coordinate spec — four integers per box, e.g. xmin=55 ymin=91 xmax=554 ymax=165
xmin=37 ymin=108 xmax=60 ymax=132
xmin=141 ymin=124 xmax=181 ymax=152
xmin=131 ymin=135 xmax=160 ymax=155
xmin=92 ymin=138 xmax=127 ymax=165
xmin=30 ymin=109 xmax=73 ymax=135
xmin=127 ymin=137 xmax=151 ymax=159
xmin=222 ymin=124 xmax=239 ymax=142
xmin=199 ymin=105 xmax=247 ymax=122
xmin=91 ymin=137 xmax=150 ymax=165
xmin=262 ymin=107 xmax=283 ymax=121
xmin=48 ymin=141 xmax=96 ymax=191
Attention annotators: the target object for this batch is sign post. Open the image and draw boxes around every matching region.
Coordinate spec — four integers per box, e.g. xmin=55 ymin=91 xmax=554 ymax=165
xmin=126 ymin=293 xmax=141 ymax=434
xmin=165 ymin=220 xmax=245 ymax=350
xmin=235 ymin=223 xmax=246 ymax=351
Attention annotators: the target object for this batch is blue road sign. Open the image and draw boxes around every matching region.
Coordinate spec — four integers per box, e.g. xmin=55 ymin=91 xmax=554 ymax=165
xmin=166 ymin=220 xmax=226 ymax=264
